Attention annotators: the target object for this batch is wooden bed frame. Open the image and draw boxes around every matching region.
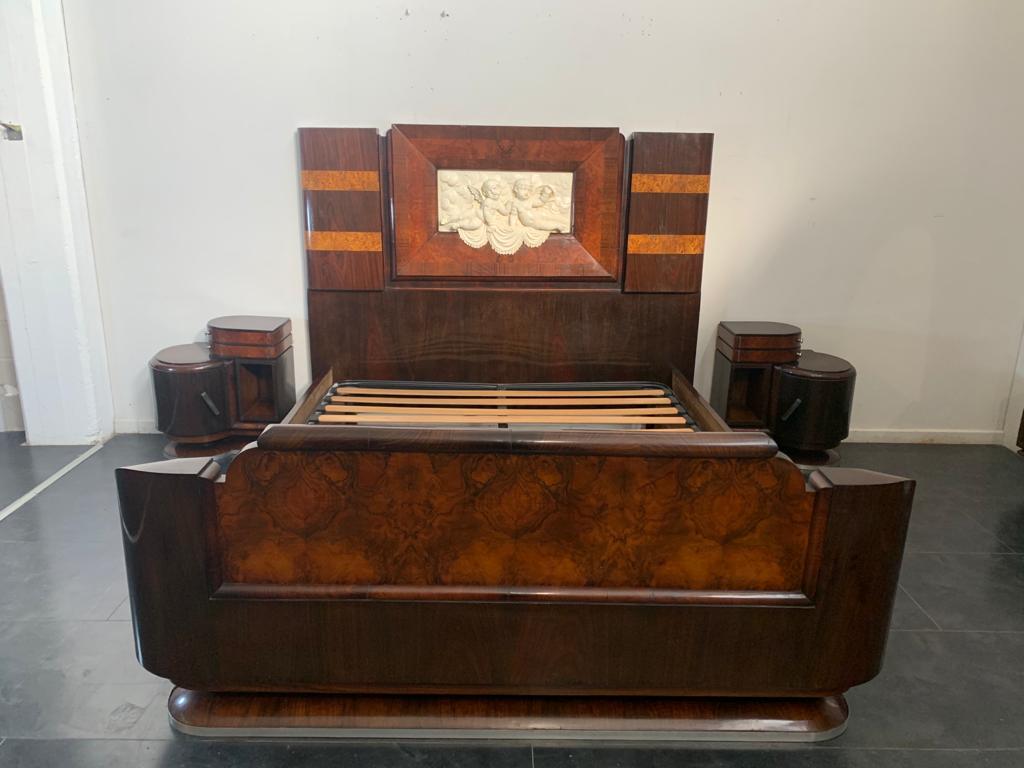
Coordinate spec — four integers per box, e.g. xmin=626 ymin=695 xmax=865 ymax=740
xmin=118 ymin=125 xmax=914 ymax=741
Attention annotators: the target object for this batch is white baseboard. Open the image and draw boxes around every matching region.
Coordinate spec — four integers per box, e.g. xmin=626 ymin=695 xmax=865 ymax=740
xmin=114 ymin=418 xmax=159 ymax=435
xmin=846 ymin=429 xmax=1003 ymax=445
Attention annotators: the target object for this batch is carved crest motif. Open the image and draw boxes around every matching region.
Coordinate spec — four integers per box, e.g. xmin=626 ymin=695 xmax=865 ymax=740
xmin=437 ymin=170 xmax=572 ymax=255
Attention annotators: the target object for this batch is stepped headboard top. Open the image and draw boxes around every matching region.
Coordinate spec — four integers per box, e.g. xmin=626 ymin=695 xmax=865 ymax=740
xmin=298 ymin=124 xmax=712 ymax=384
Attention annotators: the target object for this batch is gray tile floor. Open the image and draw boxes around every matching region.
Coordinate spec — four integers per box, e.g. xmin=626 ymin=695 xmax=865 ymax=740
xmin=0 ymin=435 xmax=1020 ymax=766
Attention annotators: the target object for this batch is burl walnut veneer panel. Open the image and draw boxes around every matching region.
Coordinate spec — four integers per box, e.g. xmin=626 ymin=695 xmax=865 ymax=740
xmin=299 ymin=128 xmax=387 ymax=290
xmin=625 ymin=133 xmax=713 ymax=293
xmin=215 ymin=450 xmax=817 ymax=596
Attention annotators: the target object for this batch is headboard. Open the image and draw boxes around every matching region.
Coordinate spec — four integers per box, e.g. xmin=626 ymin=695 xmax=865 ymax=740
xmin=298 ymin=124 xmax=712 ymax=384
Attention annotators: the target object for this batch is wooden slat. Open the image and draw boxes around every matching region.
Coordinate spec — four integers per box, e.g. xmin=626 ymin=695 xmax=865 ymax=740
xmin=332 ymin=387 xmax=667 ymax=397
xmin=324 ymin=405 xmax=683 ymax=417
xmin=331 ymin=396 xmax=674 ymax=407
xmin=317 ymin=414 xmax=691 ymax=425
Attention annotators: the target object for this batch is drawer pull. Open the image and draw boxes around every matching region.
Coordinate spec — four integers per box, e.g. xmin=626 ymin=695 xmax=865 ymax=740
xmin=780 ymin=398 xmax=802 ymax=422
xmin=200 ymin=391 xmax=222 ymax=416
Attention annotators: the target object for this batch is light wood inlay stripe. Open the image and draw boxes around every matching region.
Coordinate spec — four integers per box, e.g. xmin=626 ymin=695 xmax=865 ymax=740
xmin=301 ymin=170 xmax=380 ymax=192
xmin=627 ymin=234 xmax=705 ymax=255
xmin=631 ymin=173 xmax=710 ymax=194
xmin=307 ymin=231 xmax=383 ymax=252
xmin=334 ymin=387 xmax=667 ymax=397
xmin=332 ymin=396 xmax=674 ymax=407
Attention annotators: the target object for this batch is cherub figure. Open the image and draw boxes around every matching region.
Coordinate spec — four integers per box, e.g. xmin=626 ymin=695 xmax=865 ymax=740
xmin=468 ymin=179 xmax=512 ymax=226
xmin=509 ymin=179 xmax=569 ymax=232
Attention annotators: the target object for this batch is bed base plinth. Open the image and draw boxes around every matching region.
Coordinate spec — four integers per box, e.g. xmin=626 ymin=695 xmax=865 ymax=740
xmin=168 ymin=689 xmax=849 ymax=742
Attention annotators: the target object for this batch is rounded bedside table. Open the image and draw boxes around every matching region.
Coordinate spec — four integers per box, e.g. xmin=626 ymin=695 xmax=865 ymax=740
xmin=150 ymin=343 xmax=233 ymax=447
xmin=771 ymin=350 xmax=856 ymax=462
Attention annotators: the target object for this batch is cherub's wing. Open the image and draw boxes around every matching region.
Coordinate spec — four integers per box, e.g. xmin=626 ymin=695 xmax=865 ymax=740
xmin=467 ymin=186 xmax=483 ymax=204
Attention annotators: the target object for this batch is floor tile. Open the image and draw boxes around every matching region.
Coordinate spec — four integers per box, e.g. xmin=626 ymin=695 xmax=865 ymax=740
xmin=0 ymin=538 xmax=126 ymax=621
xmin=533 ymin=746 xmax=1024 ymax=767
xmin=889 ymin=586 xmax=939 ymax=630
xmin=840 ymin=445 xmax=1022 ymax=555
xmin=0 ymin=433 xmax=87 ymax=509
xmin=0 ymin=738 xmax=532 ymax=767
xmin=0 ymin=435 xmax=166 ymax=544
xmin=838 ymin=630 xmax=1024 ymax=748
xmin=898 ymin=553 xmax=1024 ymax=631
xmin=0 ymin=620 xmax=170 ymax=740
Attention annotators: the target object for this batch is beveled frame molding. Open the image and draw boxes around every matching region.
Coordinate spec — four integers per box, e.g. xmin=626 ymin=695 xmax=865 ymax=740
xmin=389 ymin=124 xmax=624 ymax=282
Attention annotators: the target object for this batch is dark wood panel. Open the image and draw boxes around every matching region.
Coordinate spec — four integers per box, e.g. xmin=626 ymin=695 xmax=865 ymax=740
xmin=168 ymin=687 xmax=849 ymax=740
xmin=625 ymin=253 xmax=703 ymax=293
xmin=631 ymin=132 xmax=714 ymax=174
xmin=298 ymin=128 xmax=385 ymax=291
xmin=307 ymin=289 xmax=701 ymax=383
xmin=624 ymin=133 xmax=714 ymax=293
xmin=715 ymin=338 xmax=799 ymax=364
xmin=628 ymin=193 xmax=709 ymax=235
xmin=719 ymin=321 xmax=802 ymax=349
xmin=118 ymin=460 xmax=913 ymax=696
xmin=305 ymin=190 xmax=382 ymax=233
xmin=298 ymin=128 xmax=380 ymax=171
xmin=307 ymin=252 xmax=384 ymax=290
xmin=208 ymin=317 xmax=291 ymax=346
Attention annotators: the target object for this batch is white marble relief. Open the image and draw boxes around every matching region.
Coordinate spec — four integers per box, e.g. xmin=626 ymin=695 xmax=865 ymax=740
xmin=437 ymin=170 xmax=572 ymax=255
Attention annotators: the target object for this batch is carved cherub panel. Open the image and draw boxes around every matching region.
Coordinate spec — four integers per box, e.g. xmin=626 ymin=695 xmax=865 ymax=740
xmin=437 ymin=170 xmax=573 ymax=255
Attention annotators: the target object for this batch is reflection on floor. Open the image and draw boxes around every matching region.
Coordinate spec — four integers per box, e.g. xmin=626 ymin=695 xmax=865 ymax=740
xmin=0 ymin=434 xmax=1020 ymax=766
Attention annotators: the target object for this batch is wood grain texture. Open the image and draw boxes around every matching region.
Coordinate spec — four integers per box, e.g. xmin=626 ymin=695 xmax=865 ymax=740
xmin=625 ymin=254 xmax=703 ymax=293
xmin=624 ymin=133 xmax=713 ymax=293
xmin=306 ymin=231 xmax=382 ymax=252
xmin=208 ymin=317 xmax=291 ymax=346
xmin=627 ymin=234 xmax=705 ymax=255
xmin=306 ymin=252 xmax=384 ymax=291
xmin=299 ymin=128 xmax=386 ymax=290
xmin=168 ymin=687 xmax=849 ymax=741
xmin=631 ymin=133 xmax=714 ymax=174
xmin=715 ymin=338 xmax=800 ymax=364
xmin=118 ymin=456 xmax=913 ymax=697
xmin=631 ymin=174 xmax=710 ymax=194
xmin=307 ymin=289 xmax=702 ymax=383
xmin=301 ymin=170 xmax=380 ymax=191
xmin=389 ymin=124 xmax=624 ymax=282
xmin=215 ymin=449 xmax=815 ymax=592
xmin=304 ymin=191 xmax=382 ymax=233
xmin=210 ymin=336 xmax=293 ymax=360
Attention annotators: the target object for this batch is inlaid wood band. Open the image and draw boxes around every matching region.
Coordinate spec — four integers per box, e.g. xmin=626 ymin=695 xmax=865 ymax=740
xmin=306 ymin=231 xmax=383 ymax=252
xmin=301 ymin=170 xmax=380 ymax=192
xmin=631 ymin=174 xmax=710 ymax=194
xmin=299 ymin=127 xmax=386 ymax=290
xmin=627 ymin=235 xmax=705 ymax=255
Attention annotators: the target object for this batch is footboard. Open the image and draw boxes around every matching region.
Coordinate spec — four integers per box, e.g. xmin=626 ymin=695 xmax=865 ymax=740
xmin=117 ymin=430 xmax=913 ymax=699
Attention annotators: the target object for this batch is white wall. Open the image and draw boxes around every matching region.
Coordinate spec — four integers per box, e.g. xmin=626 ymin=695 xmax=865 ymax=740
xmin=61 ymin=0 xmax=1024 ymax=440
